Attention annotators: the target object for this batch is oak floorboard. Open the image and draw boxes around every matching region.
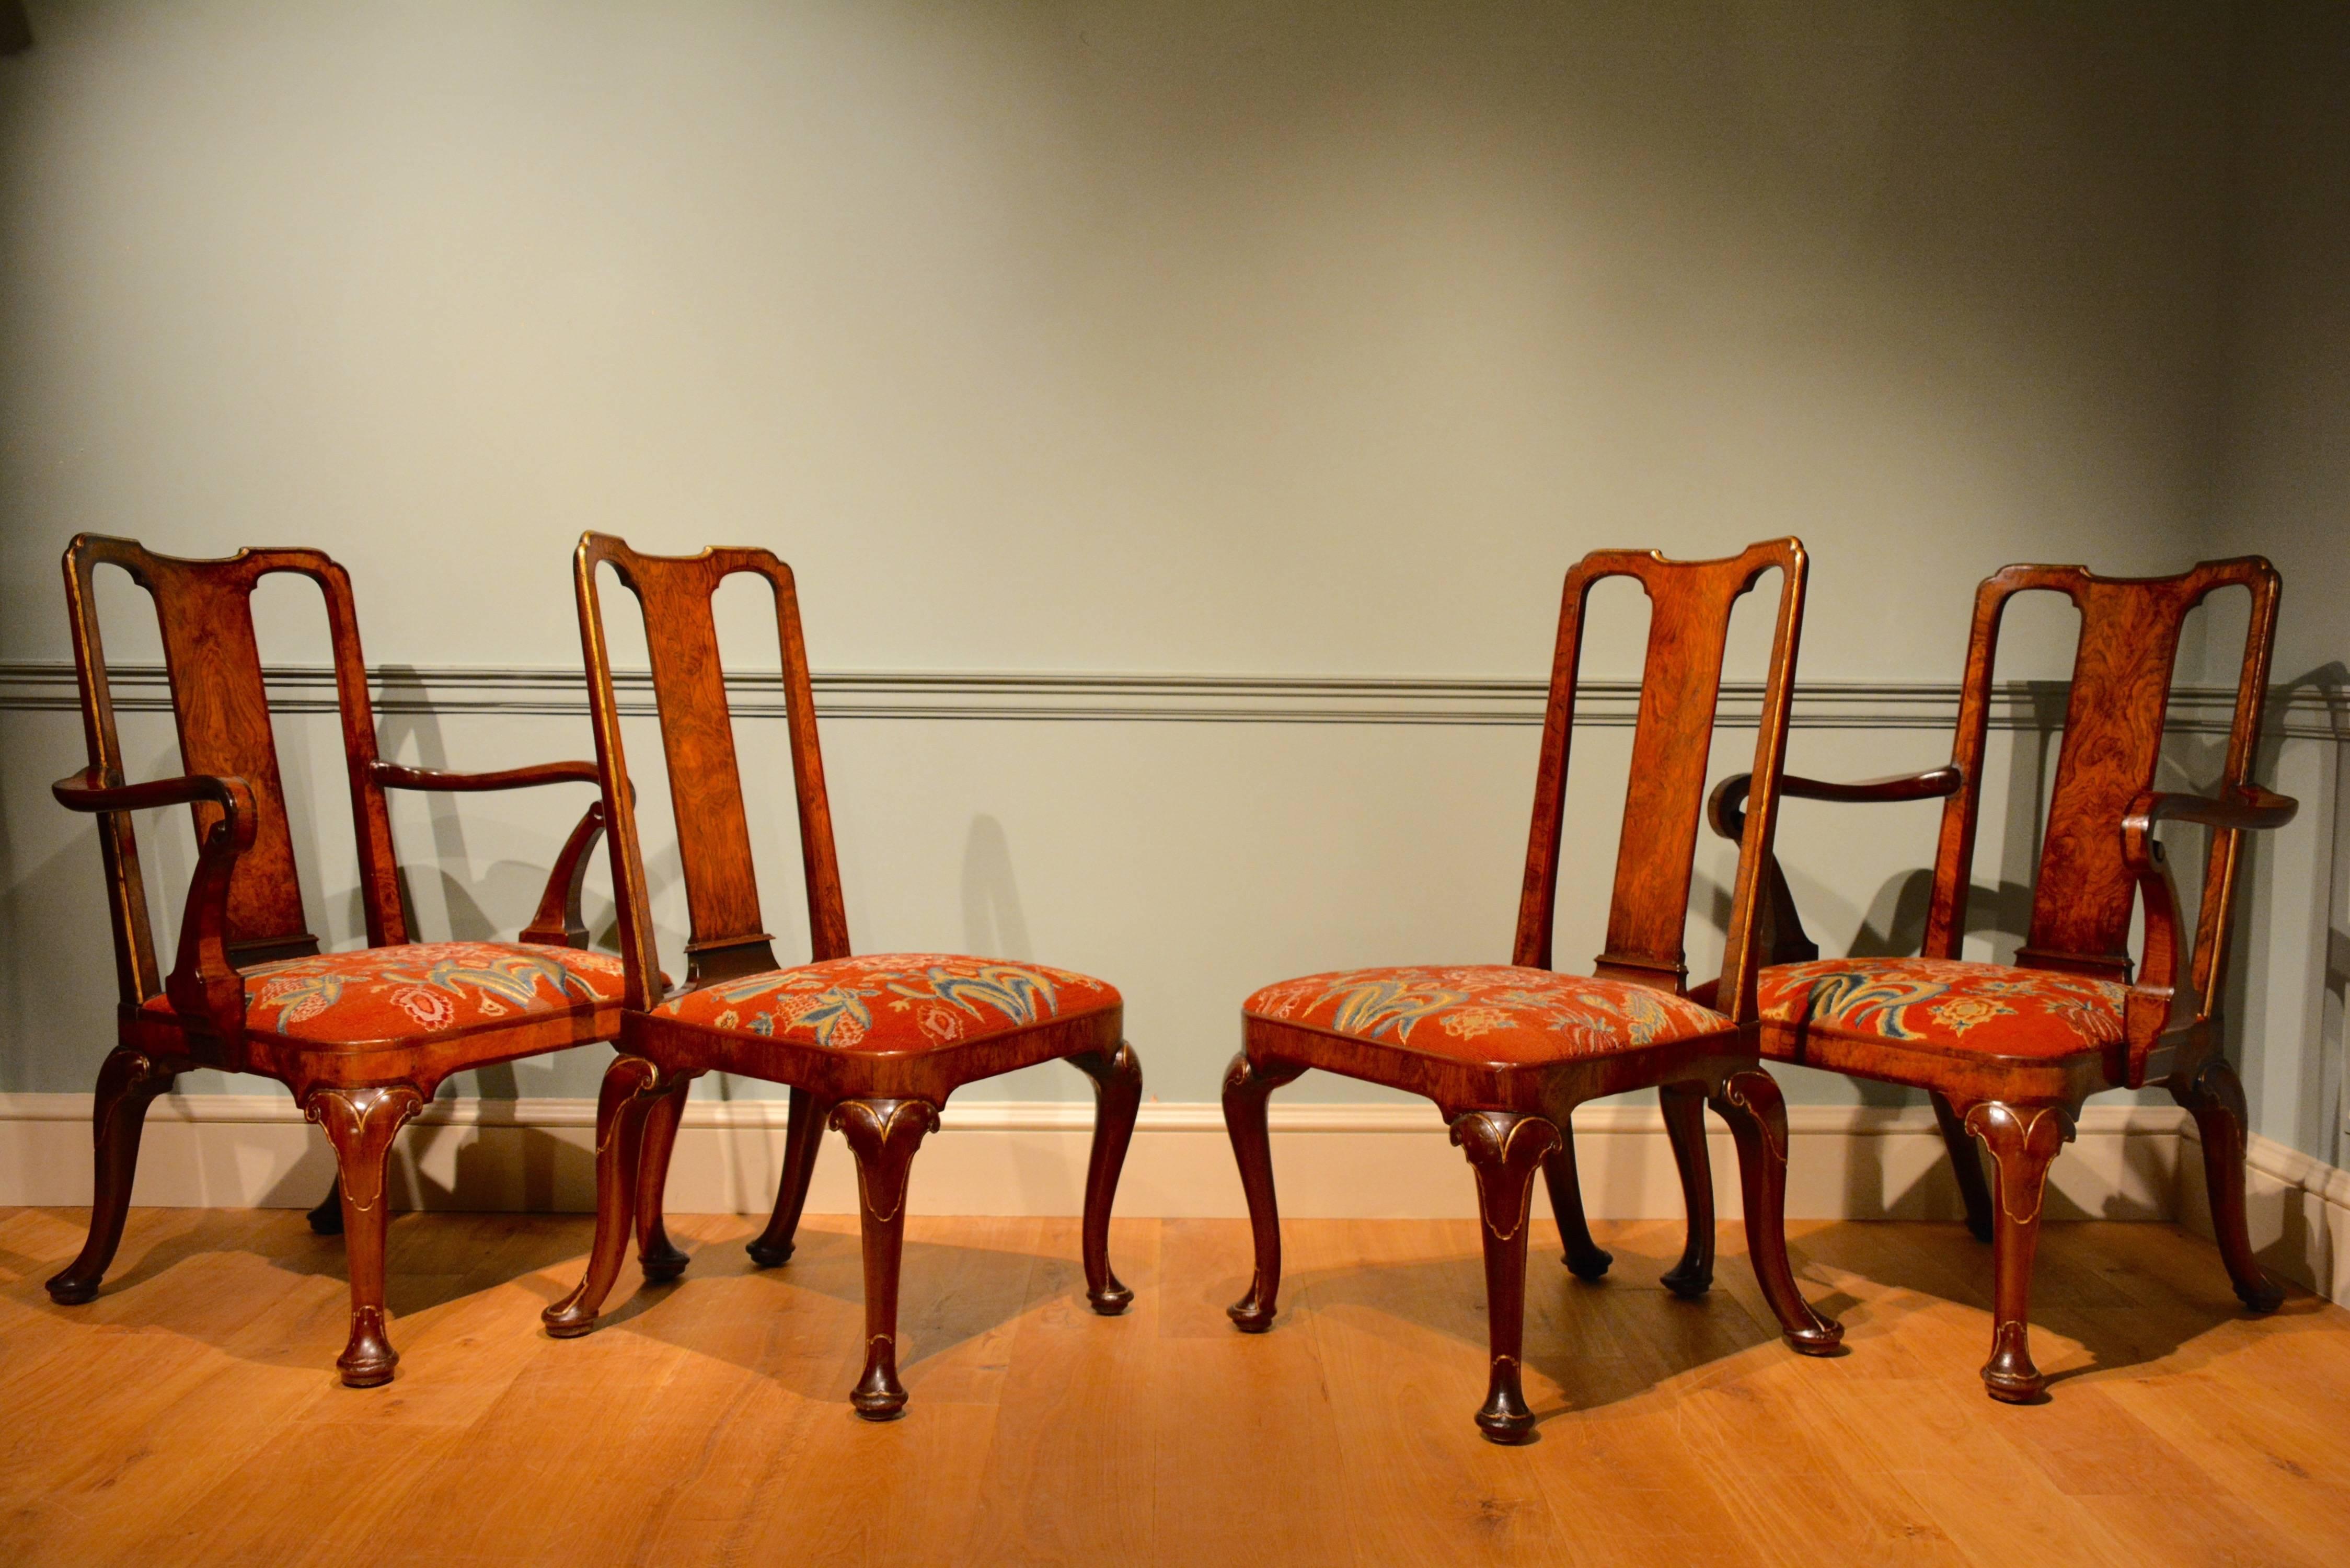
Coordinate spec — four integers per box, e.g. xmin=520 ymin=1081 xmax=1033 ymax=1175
xmin=960 ymin=1218 xmax=1160 ymax=1565
xmin=1151 ymin=1218 xmax=1356 ymax=1568
xmin=1301 ymin=1219 xmax=1577 ymax=1567
xmin=4 ymin=1210 xmax=2349 ymax=1566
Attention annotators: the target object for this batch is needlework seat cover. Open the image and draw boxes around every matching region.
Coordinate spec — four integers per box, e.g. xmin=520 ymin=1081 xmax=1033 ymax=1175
xmin=1244 ymin=965 xmax=1729 ymax=1064
xmin=654 ymin=953 xmax=1121 ymax=1053
xmin=1757 ymin=956 xmax=2127 ymax=1059
xmin=141 ymin=941 xmax=630 ymax=1044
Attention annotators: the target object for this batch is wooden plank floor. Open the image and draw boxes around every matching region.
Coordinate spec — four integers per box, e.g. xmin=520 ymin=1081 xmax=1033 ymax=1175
xmin=3 ymin=1207 xmax=2347 ymax=1565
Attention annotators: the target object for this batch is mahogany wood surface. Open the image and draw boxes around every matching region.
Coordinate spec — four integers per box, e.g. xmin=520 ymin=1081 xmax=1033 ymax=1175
xmin=45 ymin=536 xmax=623 ymax=1385
xmin=1687 ymin=558 xmax=2295 ymax=1401
xmin=548 ymin=533 xmax=1142 ymax=1419
xmin=1227 ymin=540 xmax=1843 ymax=1443
xmin=6 ymin=1207 xmax=2341 ymax=1566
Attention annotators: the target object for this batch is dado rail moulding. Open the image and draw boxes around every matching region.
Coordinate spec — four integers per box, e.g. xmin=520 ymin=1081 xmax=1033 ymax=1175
xmin=2 ymin=663 xmax=2345 ymax=735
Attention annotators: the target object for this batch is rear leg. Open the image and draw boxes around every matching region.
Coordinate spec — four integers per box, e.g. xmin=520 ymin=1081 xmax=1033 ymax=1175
xmin=1540 ymin=1120 xmax=1613 ymax=1280
xmin=1222 ymin=1052 xmax=1303 ymax=1332
xmin=306 ymin=1178 xmax=345 ymax=1237
xmin=46 ymin=1047 xmax=177 ymax=1305
xmin=2170 ymin=1058 xmax=2285 ymax=1312
xmin=1931 ymin=1090 xmax=1995 ymax=1243
xmin=747 ymin=1086 xmax=830 ymax=1268
xmin=1072 ymin=1041 xmax=1143 ymax=1313
xmin=1658 ymin=1081 xmax=1714 ymax=1297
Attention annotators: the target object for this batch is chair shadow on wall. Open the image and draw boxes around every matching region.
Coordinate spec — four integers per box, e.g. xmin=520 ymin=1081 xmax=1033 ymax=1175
xmin=962 ymin=811 xmax=1117 ymax=1217
xmin=2214 ymin=660 xmax=2349 ymax=1292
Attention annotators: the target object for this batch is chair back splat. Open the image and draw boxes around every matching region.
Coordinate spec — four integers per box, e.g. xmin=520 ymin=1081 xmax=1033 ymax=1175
xmin=1512 ymin=539 xmax=1808 ymax=1024
xmin=573 ymin=534 xmax=851 ymax=1005
xmin=61 ymin=535 xmax=422 ymax=995
xmin=1924 ymin=559 xmax=2279 ymax=989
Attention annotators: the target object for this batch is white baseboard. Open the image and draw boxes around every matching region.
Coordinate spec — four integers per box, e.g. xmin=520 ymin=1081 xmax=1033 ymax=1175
xmin=2176 ymin=1122 xmax=2350 ymax=1305
xmin=0 ymin=1091 xmax=2191 ymax=1230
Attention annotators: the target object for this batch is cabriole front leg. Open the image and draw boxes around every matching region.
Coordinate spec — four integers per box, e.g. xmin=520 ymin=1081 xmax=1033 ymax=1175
xmin=47 ymin=1047 xmax=177 ymax=1306
xmin=2169 ymin=1058 xmax=2285 ymax=1312
xmin=1964 ymin=1100 xmax=2074 ymax=1401
xmin=1072 ymin=1040 xmax=1143 ymax=1314
xmin=833 ymin=1097 xmax=939 ymax=1420
xmin=544 ymin=1055 xmax=665 ymax=1339
xmin=1453 ymin=1110 xmax=1563 ymax=1444
xmin=1709 ymin=1068 xmax=1841 ymax=1354
xmin=1222 ymin=1052 xmax=1302 ymax=1332
xmin=305 ymin=1085 xmax=425 ymax=1387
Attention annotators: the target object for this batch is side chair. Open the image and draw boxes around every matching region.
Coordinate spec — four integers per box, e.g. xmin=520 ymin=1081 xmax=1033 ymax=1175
xmin=543 ymin=533 xmax=1142 ymax=1421
xmin=51 ymin=535 xmax=625 ymax=1386
xmin=1225 ymin=539 xmax=1844 ymax=1444
xmin=1683 ymin=558 xmax=2295 ymax=1401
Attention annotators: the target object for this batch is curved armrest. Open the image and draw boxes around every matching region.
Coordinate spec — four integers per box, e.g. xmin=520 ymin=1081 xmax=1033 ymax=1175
xmin=53 ymin=768 xmax=255 ymax=1035
xmin=53 ymin=767 xmax=249 ymax=815
xmin=1783 ymin=765 xmax=1965 ymax=805
xmin=2127 ymin=785 xmax=2298 ymax=835
xmin=1706 ymin=765 xmax=1962 ymax=842
xmin=371 ymin=760 xmax=600 ymax=792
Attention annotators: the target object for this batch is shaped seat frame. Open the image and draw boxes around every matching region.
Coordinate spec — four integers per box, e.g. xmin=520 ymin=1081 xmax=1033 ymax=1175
xmin=1225 ymin=539 xmax=1844 ymax=1444
xmin=50 ymin=535 xmax=618 ymax=1386
xmin=543 ymin=533 xmax=1142 ymax=1420
xmin=1690 ymin=558 xmax=2295 ymax=1401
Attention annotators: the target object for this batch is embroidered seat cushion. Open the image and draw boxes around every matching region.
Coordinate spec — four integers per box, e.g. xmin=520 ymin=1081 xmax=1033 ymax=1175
xmin=1757 ymin=956 xmax=2126 ymax=1059
xmin=655 ymin=953 xmax=1121 ymax=1052
xmin=1243 ymin=965 xmax=1729 ymax=1064
xmin=142 ymin=941 xmax=630 ymax=1045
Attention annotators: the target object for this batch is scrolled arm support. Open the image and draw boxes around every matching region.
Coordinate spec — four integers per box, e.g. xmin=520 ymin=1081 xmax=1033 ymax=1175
xmin=2120 ymin=785 xmax=2299 ymax=1070
xmin=53 ymin=768 xmax=256 ymax=1038
xmin=519 ymin=801 xmax=607 ymax=949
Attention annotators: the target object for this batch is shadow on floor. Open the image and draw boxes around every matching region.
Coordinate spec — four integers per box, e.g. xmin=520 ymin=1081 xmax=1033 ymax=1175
xmin=4 ymin=1210 xmax=2326 ymax=1414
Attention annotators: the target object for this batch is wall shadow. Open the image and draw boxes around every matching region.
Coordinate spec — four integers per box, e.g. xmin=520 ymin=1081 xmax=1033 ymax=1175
xmin=960 ymin=812 xmax=1033 ymax=961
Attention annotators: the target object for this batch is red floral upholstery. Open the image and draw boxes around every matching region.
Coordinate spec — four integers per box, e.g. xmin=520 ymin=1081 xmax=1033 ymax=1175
xmin=1244 ymin=965 xmax=1728 ymax=1064
xmin=142 ymin=941 xmax=629 ymax=1044
xmin=1758 ymin=957 xmax=2126 ymax=1058
xmin=655 ymin=953 xmax=1121 ymax=1052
